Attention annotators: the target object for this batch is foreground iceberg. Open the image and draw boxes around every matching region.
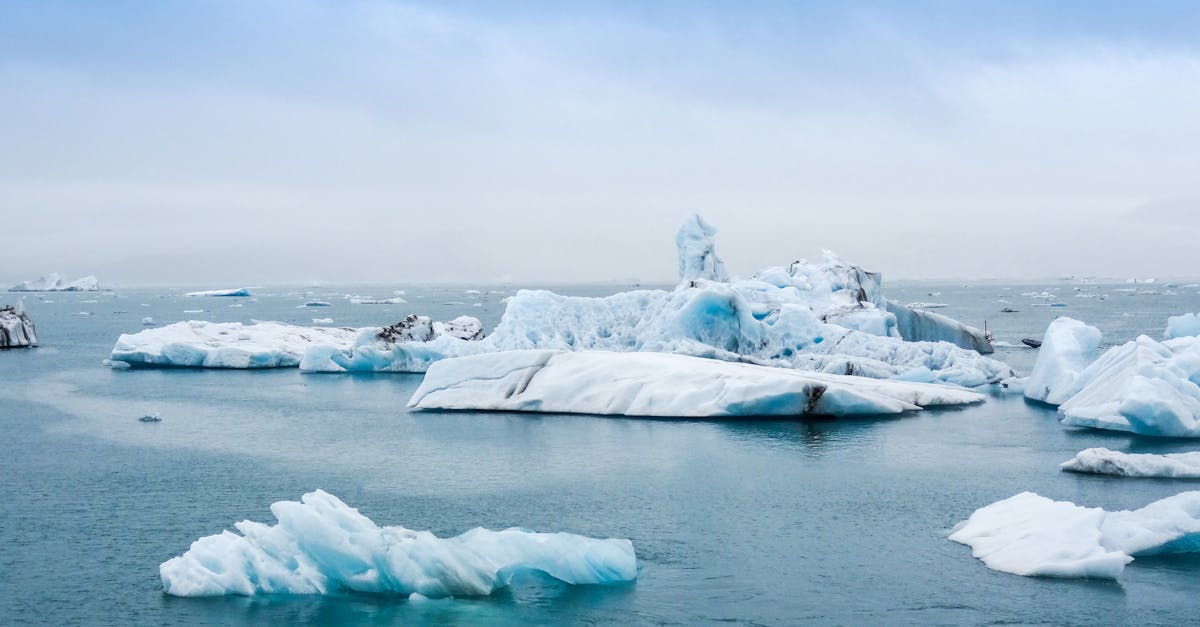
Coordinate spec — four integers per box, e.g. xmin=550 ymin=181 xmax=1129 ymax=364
xmin=1024 ymin=316 xmax=1200 ymax=437
xmin=949 ymin=491 xmax=1200 ymax=578
xmin=0 ymin=300 xmax=37 ymax=348
xmin=160 ymin=490 xmax=636 ymax=597
xmin=1062 ymin=447 xmax=1200 ymax=478
xmin=303 ymin=216 xmax=1009 ymax=386
xmin=110 ymin=321 xmax=358 ymax=368
xmin=9 ymin=273 xmax=99 ymax=292
xmin=408 ymin=350 xmax=984 ymax=417
xmin=184 ymin=288 xmax=251 ymax=297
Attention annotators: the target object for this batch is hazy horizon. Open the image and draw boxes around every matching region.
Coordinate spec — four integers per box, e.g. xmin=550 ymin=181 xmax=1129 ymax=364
xmin=4 ymin=1 xmax=1199 ymax=285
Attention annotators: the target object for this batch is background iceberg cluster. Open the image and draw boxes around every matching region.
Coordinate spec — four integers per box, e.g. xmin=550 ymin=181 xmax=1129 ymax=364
xmin=160 ymin=490 xmax=637 ymax=598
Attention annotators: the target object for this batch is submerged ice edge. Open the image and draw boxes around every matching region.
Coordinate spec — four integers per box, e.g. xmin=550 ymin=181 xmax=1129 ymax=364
xmin=160 ymin=490 xmax=637 ymax=598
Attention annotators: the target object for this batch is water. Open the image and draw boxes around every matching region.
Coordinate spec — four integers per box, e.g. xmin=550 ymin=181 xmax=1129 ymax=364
xmin=3 ymin=281 xmax=1200 ymax=625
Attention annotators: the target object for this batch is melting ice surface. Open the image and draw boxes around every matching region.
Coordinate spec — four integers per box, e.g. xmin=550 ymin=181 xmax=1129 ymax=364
xmin=160 ymin=490 xmax=637 ymax=597
xmin=949 ymin=491 xmax=1200 ymax=579
xmin=1061 ymin=448 xmax=1200 ymax=478
xmin=407 ymin=350 xmax=984 ymax=417
xmin=1024 ymin=316 xmax=1200 ymax=437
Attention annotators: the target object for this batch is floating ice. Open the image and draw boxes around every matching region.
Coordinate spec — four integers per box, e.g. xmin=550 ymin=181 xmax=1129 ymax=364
xmin=676 ymin=213 xmax=729 ymax=283
xmin=110 ymin=321 xmax=358 ymax=368
xmin=407 ymin=350 xmax=984 ymax=417
xmin=185 ymin=288 xmax=251 ymax=297
xmin=9 ymin=273 xmax=99 ymax=292
xmin=349 ymin=297 xmax=407 ymax=305
xmin=1166 ymin=313 xmax=1200 ymax=339
xmin=141 ymin=317 xmax=154 ymax=325
xmin=159 ymin=490 xmax=637 ymax=597
xmin=0 ymin=300 xmax=37 ymax=348
xmin=886 ymin=301 xmax=993 ymax=354
xmin=949 ymin=491 xmax=1200 ymax=578
xmin=1024 ymin=317 xmax=1102 ymax=405
xmin=299 ymin=315 xmax=486 ymax=373
xmin=906 ymin=302 xmax=948 ymax=309
xmin=1061 ymin=447 xmax=1200 ymax=478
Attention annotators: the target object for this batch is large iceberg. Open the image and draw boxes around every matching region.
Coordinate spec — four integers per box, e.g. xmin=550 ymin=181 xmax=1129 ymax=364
xmin=9 ymin=273 xmax=99 ymax=292
xmin=407 ymin=350 xmax=984 ymax=417
xmin=160 ymin=490 xmax=637 ymax=597
xmin=302 ymin=216 xmax=1009 ymax=386
xmin=886 ymin=301 xmax=993 ymax=354
xmin=1061 ymin=447 xmax=1200 ymax=478
xmin=1024 ymin=316 xmax=1200 ymax=437
xmin=184 ymin=288 xmax=252 ymax=297
xmin=949 ymin=491 xmax=1200 ymax=579
xmin=0 ymin=300 xmax=37 ymax=348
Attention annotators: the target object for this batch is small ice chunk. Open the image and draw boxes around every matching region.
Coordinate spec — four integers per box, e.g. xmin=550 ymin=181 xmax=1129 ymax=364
xmin=1061 ymin=447 xmax=1200 ymax=478
xmin=185 ymin=288 xmax=251 ymax=297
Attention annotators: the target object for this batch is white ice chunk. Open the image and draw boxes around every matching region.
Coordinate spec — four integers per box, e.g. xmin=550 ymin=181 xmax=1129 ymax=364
xmin=676 ymin=213 xmax=728 ymax=283
xmin=9 ymin=273 xmax=99 ymax=292
xmin=1024 ymin=317 xmax=1102 ymax=405
xmin=160 ymin=490 xmax=636 ymax=597
xmin=1166 ymin=313 xmax=1200 ymax=339
xmin=1061 ymin=447 xmax=1200 ymax=478
xmin=407 ymin=350 xmax=983 ymax=417
xmin=949 ymin=491 xmax=1200 ymax=579
xmin=184 ymin=288 xmax=252 ymax=297
xmin=111 ymin=321 xmax=358 ymax=368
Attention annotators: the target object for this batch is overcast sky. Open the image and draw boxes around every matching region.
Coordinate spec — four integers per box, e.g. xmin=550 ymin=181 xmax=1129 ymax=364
xmin=3 ymin=1 xmax=1199 ymax=285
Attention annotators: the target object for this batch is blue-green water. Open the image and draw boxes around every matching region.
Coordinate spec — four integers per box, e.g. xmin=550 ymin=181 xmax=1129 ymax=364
xmin=3 ymin=282 xmax=1200 ymax=625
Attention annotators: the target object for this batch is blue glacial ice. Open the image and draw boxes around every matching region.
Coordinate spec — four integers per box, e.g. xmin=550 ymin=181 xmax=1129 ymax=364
xmin=1166 ymin=313 xmax=1200 ymax=339
xmin=949 ymin=491 xmax=1200 ymax=579
xmin=184 ymin=287 xmax=252 ymax=297
xmin=407 ymin=349 xmax=984 ymax=417
xmin=300 ymin=215 xmax=1008 ymax=387
xmin=159 ymin=490 xmax=637 ymax=597
xmin=1025 ymin=316 xmax=1200 ymax=437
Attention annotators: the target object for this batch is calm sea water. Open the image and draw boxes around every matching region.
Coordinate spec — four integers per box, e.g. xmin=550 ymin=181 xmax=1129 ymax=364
xmin=3 ymin=281 xmax=1200 ymax=625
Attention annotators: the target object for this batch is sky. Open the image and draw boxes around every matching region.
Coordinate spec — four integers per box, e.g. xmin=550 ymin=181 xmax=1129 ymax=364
xmin=2 ymin=0 xmax=1199 ymax=285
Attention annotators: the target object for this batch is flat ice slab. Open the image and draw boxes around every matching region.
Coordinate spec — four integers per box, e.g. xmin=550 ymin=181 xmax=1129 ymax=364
xmin=949 ymin=491 xmax=1200 ymax=579
xmin=9 ymin=273 xmax=99 ymax=292
xmin=184 ymin=288 xmax=252 ymax=297
xmin=160 ymin=490 xmax=637 ymax=597
xmin=1061 ymin=447 xmax=1200 ymax=478
xmin=408 ymin=350 xmax=984 ymax=417
xmin=110 ymin=321 xmax=357 ymax=368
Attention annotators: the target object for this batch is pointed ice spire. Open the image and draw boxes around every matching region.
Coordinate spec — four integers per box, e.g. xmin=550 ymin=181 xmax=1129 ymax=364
xmin=675 ymin=214 xmax=729 ymax=284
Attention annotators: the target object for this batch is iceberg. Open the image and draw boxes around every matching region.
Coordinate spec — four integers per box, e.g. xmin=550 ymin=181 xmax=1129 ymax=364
xmin=9 ymin=273 xmax=99 ymax=292
xmin=1061 ymin=447 xmax=1200 ymax=478
xmin=1023 ymin=317 xmax=1102 ymax=405
xmin=0 ymin=300 xmax=37 ymax=348
xmin=1023 ymin=316 xmax=1200 ymax=437
xmin=159 ymin=490 xmax=636 ymax=597
xmin=184 ymin=288 xmax=252 ymax=297
xmin=1166 ymin=313 xmax=1200 ymax=339
xmin=302 ymin=216 xmax=1009 ymax=386
xmin=110 ymin=321 xmax=358 ymax=368
xmin=949 ymin=491 xmax=1200 ymax=579
xmin=886 ymin=300 xmax=993 ymax=354
xmin=407 ymin=350 xmax=984 ymax=417
xmin=349 ymin=297 xmax=407 ymax=305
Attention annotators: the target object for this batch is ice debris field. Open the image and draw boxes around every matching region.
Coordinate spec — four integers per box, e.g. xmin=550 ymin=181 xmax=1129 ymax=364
xmin=160 ymin=490 xmax=637 ymax=598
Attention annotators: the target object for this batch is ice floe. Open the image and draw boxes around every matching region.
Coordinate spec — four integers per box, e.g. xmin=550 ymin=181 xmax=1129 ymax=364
xmin=184 ymin=288 xmax=251 ymax=297
xmin=1061 ymin=447 xmax=1200 ymax=478
xmin=949 ymin=491 xmax=1200 ymax=579
xmin=9 ymin=273 xmax=99 ymax=292
xmin=407 ymin=350 xmax=984 ymax=417
xmin=0 ymin=300 xmax=37 ymax=348
xmin=159 ymin=490 xmax=637 ymax=597
xmin=110 ymin=321 xmax=358 ymax=368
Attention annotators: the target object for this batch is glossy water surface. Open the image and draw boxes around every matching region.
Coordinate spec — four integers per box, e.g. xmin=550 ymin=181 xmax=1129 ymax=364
xmin=3 ymin=281 xmax=1200 ymax=625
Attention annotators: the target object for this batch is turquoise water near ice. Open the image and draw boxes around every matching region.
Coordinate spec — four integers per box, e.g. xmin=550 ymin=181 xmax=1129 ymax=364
xmin=3 ymin=282 xmax=1200 ymax=625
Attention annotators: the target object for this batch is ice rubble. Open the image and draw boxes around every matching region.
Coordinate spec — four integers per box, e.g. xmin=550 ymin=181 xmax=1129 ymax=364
xmin=1061 ymin=448 xmax=1200 ymax=478
xmin=949 ymin=491 xmax=1200 ymax=579
xmin=1166 ymin=313 xmax=1200 ymax=339
xmin=301 ymin=215 xmax=1007 ymax=385
xmin=0 ymin=300 xmax=37 ymax=348
xmin=160 ymin=490 xmax=637 ymax=597
xmin=184 ymin=288 xmax=252 ymax=297
xmin=1024 ymin=316 xmax=1200 ymax=437
xmin=9 ymin=273 xmax=99 ymax=292
xmin=407 ymin=350 xmax=984 ymax=417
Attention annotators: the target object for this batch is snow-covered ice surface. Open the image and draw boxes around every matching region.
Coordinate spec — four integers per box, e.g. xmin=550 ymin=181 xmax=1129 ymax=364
xmin=160 ymin=490 xmax=637 ymax=597
xmin=1023 ymin=317 xmax=1102 ymax=405
xmin=0 ymin=300 xmax=37 ymax=348
xmin=302 ymin=215 xmax=1008 ymax=385
xmin=949 ymin=491 xmax=1200 ymax=579
xmin=408 ymin=350 xmax=984 ymax=417
xmin=1166 ymin=313 xmax=1200 ymax=339
xmin=110 ymin=321 xmax=358 ymax=368
xmin=9 ymin=273 xmax=99 ymax=292
xmin=184 ymin=288 xmax=252 ymax=297
xmin=1061 ymin=448 xmax=1200 ymax=478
